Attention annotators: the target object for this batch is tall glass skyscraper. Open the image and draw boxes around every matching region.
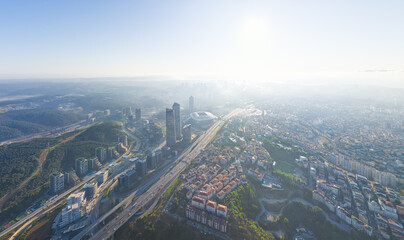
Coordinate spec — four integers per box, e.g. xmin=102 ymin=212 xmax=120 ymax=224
xmin=166 ymin=108 xmax=176 ymax=147
xmin=173 ymin=102 xmax=182 ymax=141
xmin=189 ymin=96 xmax=194 ymax=114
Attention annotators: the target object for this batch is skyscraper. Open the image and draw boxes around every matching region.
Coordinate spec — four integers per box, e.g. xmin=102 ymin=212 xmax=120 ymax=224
xmin=166 ymin=108 xmax=176 ymax=147
xmin=189 ymin=96 xmax=194 ymax=113
xmin=173 ymin=102 xmax=182 ymax=140
xmin=182 ymin=124 xmax=192 ymax=145
xmin=135 ymin=108 xmax=141 ymax=121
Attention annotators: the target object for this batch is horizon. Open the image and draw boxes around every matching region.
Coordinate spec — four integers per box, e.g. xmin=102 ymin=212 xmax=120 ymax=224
xmin=0 ymin=0 xmax=403 ymax=87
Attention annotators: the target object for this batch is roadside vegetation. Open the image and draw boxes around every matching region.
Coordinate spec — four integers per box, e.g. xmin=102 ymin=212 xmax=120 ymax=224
xmin=273 ymin=202 xmax=374 ymax=240
xmin=220 ymin=184 xmax=274 ymax=240
xmin=0 ymin=121 xmax=130 ymax=227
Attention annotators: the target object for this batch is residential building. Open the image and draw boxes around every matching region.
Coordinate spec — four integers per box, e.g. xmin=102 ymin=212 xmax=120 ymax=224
xmin=75 ymin=158 xmax=88 ymax=176
xmin=136 ymin=159 xmax=147 ymax=177
xmin=95 ymin=171 xmax=108 ymax=184
xmin=95 ymin=147 xmax=107 ymax=163
xmin=49 ymin=172 xmax=64 ymax=194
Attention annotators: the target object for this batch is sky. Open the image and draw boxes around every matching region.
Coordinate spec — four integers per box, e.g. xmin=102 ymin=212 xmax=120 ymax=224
xmin=0 ymin=0 xmax=403 ymax=86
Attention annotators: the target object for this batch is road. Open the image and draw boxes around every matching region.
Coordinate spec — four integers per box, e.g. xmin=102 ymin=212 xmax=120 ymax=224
xmin=83 ymin=109 xmax=242 ymax=240
xmin=0 ymin=120 xmax=89 ymax=146
xmin=0 ymin=144 xmax=133 ymax=239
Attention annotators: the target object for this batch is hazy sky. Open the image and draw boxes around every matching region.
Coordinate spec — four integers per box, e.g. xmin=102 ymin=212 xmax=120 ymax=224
xmin=0 ymin=0 xmax=403 ymax=86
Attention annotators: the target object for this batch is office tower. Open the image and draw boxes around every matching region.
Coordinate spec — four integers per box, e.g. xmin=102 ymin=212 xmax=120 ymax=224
xmin=173 ymin=102 xmax=182 ymax=140
xmin=75 ymin=158 xmax=88 ymax=176
xmin=166 ymin=108 xmax=176 ymax=147
xmin=49 ymin=172 xmax=65 ymax=194
xmin=189 ymin=96 xmax=194 ymax=113
xmin=182 ymin=124 xmax=192 ymax=145
xmin=95 ymin=147 xmax=107 ymax=162
xmin=136 ymin=159 xmax=147 ymax=178
xmin=135 ymin=108 xmax=141 ymax=121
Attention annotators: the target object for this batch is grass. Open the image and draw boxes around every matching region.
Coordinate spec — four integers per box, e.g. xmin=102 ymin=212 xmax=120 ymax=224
xmin=276 ymin=160 xmax=295 ymax=174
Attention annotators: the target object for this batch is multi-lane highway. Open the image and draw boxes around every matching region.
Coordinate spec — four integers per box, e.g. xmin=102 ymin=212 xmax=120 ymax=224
xmin=0 ymin=142 xmax=134 ymax=239
xmin=85 ymin=109 xmax=242 ymax=240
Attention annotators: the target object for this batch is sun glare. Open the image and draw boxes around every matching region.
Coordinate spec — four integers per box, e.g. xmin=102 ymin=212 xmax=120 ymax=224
xmin=240 ymin=17 xmax=269 ymax=53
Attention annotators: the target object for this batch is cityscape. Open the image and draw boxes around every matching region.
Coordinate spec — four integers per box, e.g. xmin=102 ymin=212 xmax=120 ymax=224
xmin=1 ymin=1 xmax=404 ymax=240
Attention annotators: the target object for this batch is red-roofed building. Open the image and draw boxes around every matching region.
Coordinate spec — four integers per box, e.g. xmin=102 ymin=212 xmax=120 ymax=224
xmin=206 ymin=200 xmax=217 ymax=214
xmin=191 ymin=196 xmax=206 ymax=209
xmin=217 ymin=204 xmax=228 ymax=217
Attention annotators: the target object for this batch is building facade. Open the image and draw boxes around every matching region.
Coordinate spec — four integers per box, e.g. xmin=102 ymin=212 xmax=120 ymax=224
xmin=173 ymin=102 xmax=182 ymax=141
xmin=49 ymin=172 xmax=65 ymax=194
xmin=166 ymin=108 xmax=176 ymax=147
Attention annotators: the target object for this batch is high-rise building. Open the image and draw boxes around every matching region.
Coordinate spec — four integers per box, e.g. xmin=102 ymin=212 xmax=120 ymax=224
xmin=118 ymin=174 xmax=128 ymax=190
xmin=135 ymin=108 xmax=141 ymax=121
xmin=166 ymin=108 xmax=176 ymax=147
xmin=75 ymin=158 xmax=88 ymax=176
xmin=95 ymin=171 xmax=108 ymax=184
xmin=118 ymin=135 xmax=128 ymax=147
xmin=136 ymin=159 xmax=147 ymax=178
xmin=108 ymin=147 xmax=116 ymax=159
xmin=49 ymin=172 xmax=65 ymax=194
xmin=123 ymin=106 xmax=132 ymax=116
xmin=173 ymin=102 xmax=182 ymax=140
xmin=182 ymin=124 xmax=192 ymax=145
xmin=126 ymin=168 xmax=137 ymax=187
xmin=189 ymin=96 xmax=194 ymax=113
xmin=64 ymin=172 xmax=70 ymax=185
xmin=95 ymin=147 xmax=107 ymax=163
xmin=147 ymin=152 xmax=156 ymax=169
xmin=89 ymin=157 xmax=97 ymax=170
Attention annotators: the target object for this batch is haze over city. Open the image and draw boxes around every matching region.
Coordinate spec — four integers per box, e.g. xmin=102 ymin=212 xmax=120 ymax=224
xmin=0 ymin=0 xmax=403 ymax=87
xmin=0 ymin=1 xmax=404 ymax=240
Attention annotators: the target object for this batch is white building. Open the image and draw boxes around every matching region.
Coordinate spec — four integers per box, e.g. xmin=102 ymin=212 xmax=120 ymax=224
xmin=59 ymin=192 xmax=86 ymax=227
xmin=95 ymin=171 xmax=108 ymax=184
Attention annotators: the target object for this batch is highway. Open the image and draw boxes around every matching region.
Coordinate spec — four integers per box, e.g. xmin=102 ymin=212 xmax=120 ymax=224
xmin=0 ymin=140 xmax=135 ymax=239
xmin=84 ymin=108 xmax=242 ymax=240
xmin=0 ymin=120 xmax=89 ymax=146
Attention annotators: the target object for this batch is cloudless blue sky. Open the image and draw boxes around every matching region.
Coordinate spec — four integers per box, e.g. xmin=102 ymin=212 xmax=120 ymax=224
xmin=0 ymin=0 xmax=403 ymax=86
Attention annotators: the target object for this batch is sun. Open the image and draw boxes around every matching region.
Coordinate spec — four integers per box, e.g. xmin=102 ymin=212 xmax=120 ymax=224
xmin=240 ymin=17 xmax=269 ymax=53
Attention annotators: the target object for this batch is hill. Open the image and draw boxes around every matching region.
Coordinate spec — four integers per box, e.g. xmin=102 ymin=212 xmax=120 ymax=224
xmin=0 ymin=121 xmax=131 ymax=225
xmin=0 ymin=108 xmax=85 ymax=141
